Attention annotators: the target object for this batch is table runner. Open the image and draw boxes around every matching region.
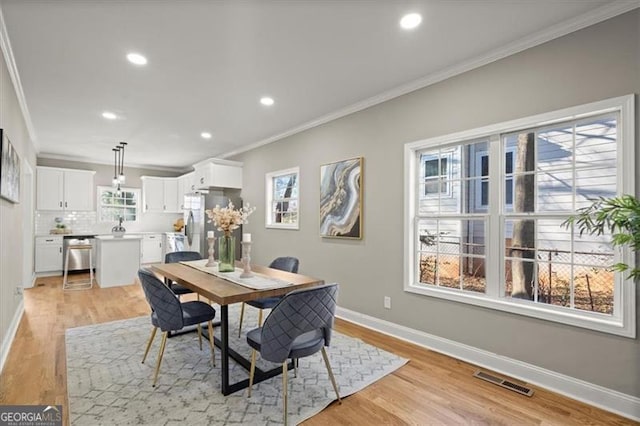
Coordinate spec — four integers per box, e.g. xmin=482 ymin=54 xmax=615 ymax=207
xmin=180 ymin=259 xmax=294 ymax=290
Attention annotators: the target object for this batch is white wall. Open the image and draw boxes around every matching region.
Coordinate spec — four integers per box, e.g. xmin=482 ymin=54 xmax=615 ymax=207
xmin=0 ymin=20 xmax=37 ymax=368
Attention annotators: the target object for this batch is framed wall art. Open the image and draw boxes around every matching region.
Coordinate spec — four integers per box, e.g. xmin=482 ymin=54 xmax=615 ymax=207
xmin=0 ymin=129 xmax=21 ymax=203
xmin=319 ymin=156 xmax=362 ymax=239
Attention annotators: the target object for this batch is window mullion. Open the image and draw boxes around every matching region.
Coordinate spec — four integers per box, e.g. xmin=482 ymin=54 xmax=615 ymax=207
xmin=485 ymin=134 xmax=501 ymax=298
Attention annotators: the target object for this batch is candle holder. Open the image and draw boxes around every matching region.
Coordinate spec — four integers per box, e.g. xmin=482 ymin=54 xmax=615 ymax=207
xmin=205 ymin=236 xmax=217 ymax=267
xmin=240 ymin=241 xmax=254 ymax=278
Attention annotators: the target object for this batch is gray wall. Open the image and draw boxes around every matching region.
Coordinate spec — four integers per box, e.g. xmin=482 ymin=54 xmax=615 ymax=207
xmin=0 ymin=37 xmax=37 ymax=356
xmin=233 ymin=11 xmax=640 ymax=397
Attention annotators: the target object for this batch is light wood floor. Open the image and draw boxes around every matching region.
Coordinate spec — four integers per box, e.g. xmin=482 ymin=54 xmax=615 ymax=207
xmin=0 ymin=274 xmax=635 ymax=425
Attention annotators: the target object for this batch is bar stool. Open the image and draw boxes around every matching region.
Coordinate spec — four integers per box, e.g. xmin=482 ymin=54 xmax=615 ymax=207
xmin=63 ymin=242 xmax=94 ymax=290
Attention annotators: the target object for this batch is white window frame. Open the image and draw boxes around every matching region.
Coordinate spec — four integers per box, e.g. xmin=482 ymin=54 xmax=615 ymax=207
xmin=475 ymin=147 xmax=515 ymax=210
xmin=404 ymin=95 xmax=635 ymax=337
xmin=265 ymin=167 xmax=300 ymax=230
xmin=421 ymin=151 xmax=453 ymax=198
xmin=97 ymin=186 xmax=141 ymax=223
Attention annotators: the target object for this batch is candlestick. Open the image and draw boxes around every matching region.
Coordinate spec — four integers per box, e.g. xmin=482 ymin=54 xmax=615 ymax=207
xmin=207 ymin=230 xmax=214 ymax=238
xmin=242 ymin=233 xmax=251 ymax=242
xmin=205 ymin=236 xmax=216 ymax=267
xmin=239 ymin=241 xmax=254 ymax=278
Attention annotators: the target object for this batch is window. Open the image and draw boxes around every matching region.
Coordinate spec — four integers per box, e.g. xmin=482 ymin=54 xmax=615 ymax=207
xmin=476 ymin=148 xmax=515 ymax=209
xmin=265 ymin=167 xmax=299 ymax=229
xmin=404 ymin=95 xmax=635 ymax=337
xmin=98 ymin=186 xmax=140 ymax=222
xmin=422 ymin=151 xmax=453 ymax=197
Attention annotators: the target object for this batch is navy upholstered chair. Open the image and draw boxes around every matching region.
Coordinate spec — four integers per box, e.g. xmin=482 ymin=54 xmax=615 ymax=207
xmin=246 ymin=283 xmax=341 ymax=426
xmin=164 ymin=251 xmax=201 ymax=297
xmin=238 ymin=256 xmax=299 ymax=337
xmin=138 ymin=268 xmax=216 ymax=387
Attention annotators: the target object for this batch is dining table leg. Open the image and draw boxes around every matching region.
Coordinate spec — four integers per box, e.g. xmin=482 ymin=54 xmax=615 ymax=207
xmin=220 ymin=304 xmax=230 ymax=395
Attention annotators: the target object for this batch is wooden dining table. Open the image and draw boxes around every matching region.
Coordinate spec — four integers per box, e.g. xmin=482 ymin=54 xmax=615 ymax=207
xmin=150 ymin=262 xmax=324 ymax=395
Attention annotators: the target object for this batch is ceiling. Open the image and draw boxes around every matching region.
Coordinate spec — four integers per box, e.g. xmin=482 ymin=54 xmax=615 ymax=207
xmin=0 ymin=0 xmax=630 ymax=171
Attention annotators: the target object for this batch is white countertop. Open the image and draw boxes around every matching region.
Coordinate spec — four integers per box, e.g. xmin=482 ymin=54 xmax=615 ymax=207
xmin=36 ymin=231 xmax=168 ymax=237
xmin=95 ymin=235 xmax=143 ymax=241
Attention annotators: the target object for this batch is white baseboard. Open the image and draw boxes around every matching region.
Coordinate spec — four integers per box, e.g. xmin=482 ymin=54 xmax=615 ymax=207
xmin=336 ymin=306 xmax=640 ymax=421
xmin=0 ymin=299 xmax=24 ymax=375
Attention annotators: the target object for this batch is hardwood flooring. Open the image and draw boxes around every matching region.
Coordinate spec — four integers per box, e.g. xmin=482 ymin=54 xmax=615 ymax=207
xmin=0 ymin=274 xmax=635 ymax=425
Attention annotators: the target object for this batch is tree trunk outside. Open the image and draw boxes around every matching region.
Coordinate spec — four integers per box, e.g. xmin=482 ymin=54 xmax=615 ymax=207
xmin=511 ymin=132 xmax=536 ymax=299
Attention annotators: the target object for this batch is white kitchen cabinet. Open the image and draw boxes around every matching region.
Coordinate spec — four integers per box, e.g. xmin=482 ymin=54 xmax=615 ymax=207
xmin=193 ymin=159 xmax=242 ymax=189
xmin=142 ymin=177 xmax=164 ymax=212
xmin=36 ymin=167 xmax=95 ymax=211
xmin=141 ymin=234 xmax=163 ymax=264
xmin=164 ymin=179 xmax=179 ymax=212
xmin=35 ymin=236 xmax=63 ymax=272
xmin=177 ymin=172 xmax=194 ymax=210
xmin=141 ymin=177 xmax=180 ymax=213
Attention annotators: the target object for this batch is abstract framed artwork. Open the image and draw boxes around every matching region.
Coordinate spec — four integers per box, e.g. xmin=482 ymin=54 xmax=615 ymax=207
xmin=320 ymin=156 xmax=363 ymax=239
xmin=0 ymin=129 xmax=21 ymax=203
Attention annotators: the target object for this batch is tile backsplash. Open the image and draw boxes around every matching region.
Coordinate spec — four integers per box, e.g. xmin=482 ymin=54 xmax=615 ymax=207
xmin=36 ymin=211 xmax=182 ymax=235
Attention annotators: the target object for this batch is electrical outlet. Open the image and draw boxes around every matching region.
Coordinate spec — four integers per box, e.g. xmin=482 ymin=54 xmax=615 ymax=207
xmin=384 ymin=296 xmax=391 ymax=309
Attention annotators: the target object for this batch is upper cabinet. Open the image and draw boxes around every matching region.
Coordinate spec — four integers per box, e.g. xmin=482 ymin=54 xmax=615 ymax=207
xmin=36 ymin=167 xmax=95 ymax=211
xmin=193 ymin=159 xmax=242 ymax=190
xmin=141 ymin=177 xmax=180 ymax=213
xmin=178 ymin=172 xmax=194 ymax=210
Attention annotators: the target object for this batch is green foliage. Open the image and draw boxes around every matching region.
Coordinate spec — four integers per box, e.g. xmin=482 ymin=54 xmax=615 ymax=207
xmin=563 ymin=195 xmax=640 ymax=281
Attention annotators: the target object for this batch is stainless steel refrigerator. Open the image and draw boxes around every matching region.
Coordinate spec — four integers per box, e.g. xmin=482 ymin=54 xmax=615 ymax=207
xmin=183 ymin=189 xmax=243 ymax=260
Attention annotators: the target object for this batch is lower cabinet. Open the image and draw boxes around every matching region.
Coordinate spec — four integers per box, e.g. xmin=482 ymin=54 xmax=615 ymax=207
xmin=141 ymin=234 xmax=163 ymax=264
xmin=35 ymin=236 xmax=63 ymax=272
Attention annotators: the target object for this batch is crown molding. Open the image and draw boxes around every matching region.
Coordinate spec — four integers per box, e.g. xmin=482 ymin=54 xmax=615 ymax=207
xmin=36 ymin=152 xmax=190 ymax=174
xmin=219 ymin=0 xmax=640 ymax=160
xmin=0 ymin=6 xmax=38 ymax=152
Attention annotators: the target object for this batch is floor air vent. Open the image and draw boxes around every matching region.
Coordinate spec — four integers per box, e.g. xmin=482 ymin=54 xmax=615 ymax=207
xmin=473 ymin=370 xmax=534 ymax=397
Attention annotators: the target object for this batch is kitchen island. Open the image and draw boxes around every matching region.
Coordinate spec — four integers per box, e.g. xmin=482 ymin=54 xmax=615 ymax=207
xmin=95 ymin=235 xmax=142 ymax=287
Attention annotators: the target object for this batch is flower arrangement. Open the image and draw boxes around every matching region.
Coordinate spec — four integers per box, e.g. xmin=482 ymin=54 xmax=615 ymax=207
xmin=205 ymin=201 xmax=256 ymax=236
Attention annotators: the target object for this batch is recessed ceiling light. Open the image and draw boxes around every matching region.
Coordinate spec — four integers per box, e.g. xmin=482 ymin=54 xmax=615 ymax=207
xmin=126 ymin=52 xmax=148 ymax=66
xmin=400 ymin=13 xmax=422 ymax=30
xmin=102 ymin=111 xmax=117 ymax=120
xmin=201 ymin=132 xmax=212 ymax=139
xmin=260 ymin=96 xmax=275 ymax=106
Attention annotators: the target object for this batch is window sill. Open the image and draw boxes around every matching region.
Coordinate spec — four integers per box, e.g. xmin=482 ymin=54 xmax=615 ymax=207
xmin=266 ymin=224 xmax=299 ymax=230
xmin=404 ymin=281 xmax=635 ymax=338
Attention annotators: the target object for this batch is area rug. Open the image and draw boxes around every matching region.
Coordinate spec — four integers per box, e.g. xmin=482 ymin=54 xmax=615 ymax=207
xmin=66 ymin=303 xmax=408 ymax=425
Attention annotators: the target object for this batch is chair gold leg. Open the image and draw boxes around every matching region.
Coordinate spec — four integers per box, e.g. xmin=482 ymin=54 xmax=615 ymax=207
xmin=321 ymin=347 xmax=341 ymax=403
xmin=248 ymin=349 xmax=257 ymax=397
xmin=282 ymin=362 xmax=288 ymax=426
xmin=258 ymin=309 xmax=263 ymax=327
xmin=197 ymin=323 xmax=203 ymax=350
xmin=238 ymin=303 xmax=246 ymax=337
xmin=152 ymin=332 xmax=168 ymax=387
xmin=142 ymin=327 xmax=157 ymax=364
xmin=207 ymin=320 xmax=216 ymax=367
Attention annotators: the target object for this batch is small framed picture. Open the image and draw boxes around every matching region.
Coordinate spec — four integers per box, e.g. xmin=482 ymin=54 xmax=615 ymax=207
xmin=0 ymin=129 xmax=21 ymax=204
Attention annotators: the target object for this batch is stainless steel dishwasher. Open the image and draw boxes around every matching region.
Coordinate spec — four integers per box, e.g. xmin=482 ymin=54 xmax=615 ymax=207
xmin=62 ymin=235 xmax=96 ymax=272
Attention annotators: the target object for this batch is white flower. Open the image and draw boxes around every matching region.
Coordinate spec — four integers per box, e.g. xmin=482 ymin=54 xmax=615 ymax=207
xmin=205 ymin=201 xmax=256 ymax=236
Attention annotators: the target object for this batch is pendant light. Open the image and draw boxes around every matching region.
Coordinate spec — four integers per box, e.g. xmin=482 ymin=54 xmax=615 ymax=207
xmin=118 ymin=141 xmax=127 ymax=183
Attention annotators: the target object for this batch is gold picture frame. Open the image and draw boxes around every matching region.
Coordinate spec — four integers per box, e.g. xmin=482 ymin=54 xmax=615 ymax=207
xmin=319 ymin=156 xmax=363 ymax=239
xmin=0 ymin=129 xmax=21 ymax=204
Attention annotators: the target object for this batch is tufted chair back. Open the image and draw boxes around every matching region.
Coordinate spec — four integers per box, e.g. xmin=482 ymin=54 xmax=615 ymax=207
xmin=269 ymin=256 xmax=300 ymax=273
xmin=260 ymin=283 xmax=338 ymax=363
xmin=138 ymin=268 xmax=184 ymax=332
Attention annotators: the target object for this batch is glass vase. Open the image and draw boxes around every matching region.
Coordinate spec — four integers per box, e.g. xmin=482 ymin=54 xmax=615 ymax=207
xmin=218 ymin=235 xmax=236 ymax=272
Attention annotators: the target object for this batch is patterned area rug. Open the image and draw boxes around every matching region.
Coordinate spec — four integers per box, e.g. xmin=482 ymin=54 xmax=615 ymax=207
xmin=66 ymin=303 xmax=408 ymax=425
